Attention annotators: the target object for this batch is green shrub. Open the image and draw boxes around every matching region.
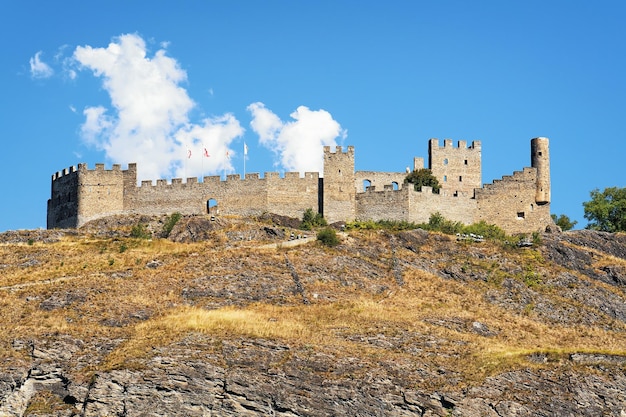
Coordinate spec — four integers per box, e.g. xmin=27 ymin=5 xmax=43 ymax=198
xmin=162 ymin=212 xmax=182 ymax=237
xmin=421 ymin=212 xmax=463 ymax=234
xmin=301 ymin=208 xmax=327 ymax=230
xmin=463 ymin=221 xmax=507 ymax=241
xmin=317 ymin=228 xmax=340 ymax=247
xmin=130 ymin=223 xmax=151 ymax=239
xmin=345 ymin=219 xmax=420 ymax=231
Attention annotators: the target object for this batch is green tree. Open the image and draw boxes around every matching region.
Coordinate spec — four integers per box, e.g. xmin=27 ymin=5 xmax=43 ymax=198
xmin=301 ymin=208 xmax=327 ymax=230
xmin=405 ymin=169 xmax=441 ymax=193
xmin=583 ymin=187 xmax=626 ymax=232
xmin=550 ymin=214 xmax=577 ymax=231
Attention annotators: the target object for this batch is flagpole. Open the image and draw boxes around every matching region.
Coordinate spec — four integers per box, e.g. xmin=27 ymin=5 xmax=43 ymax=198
xmin=243 ymin=142 xmax=246 ymax=178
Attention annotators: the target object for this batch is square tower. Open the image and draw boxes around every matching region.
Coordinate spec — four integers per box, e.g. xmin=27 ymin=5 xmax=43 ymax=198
xmin=428 ymin=139 xmax=481 ymax=196
xmin=322 ymin=146 xmax=356 ymax=223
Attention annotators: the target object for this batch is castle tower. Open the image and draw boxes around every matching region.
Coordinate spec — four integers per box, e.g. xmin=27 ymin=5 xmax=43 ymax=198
xmin=322 ymin=146 xmax=356 ymax=223
xmin=531 ymin=137 xmax=550 ymax=204
xmin=428 ymin=139 xmax=481 ymax=196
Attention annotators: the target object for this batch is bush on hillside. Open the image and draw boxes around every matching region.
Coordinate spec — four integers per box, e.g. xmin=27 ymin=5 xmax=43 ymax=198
xmin=317 ymin=228 xmax=340 ymax=247
xmin=301 ymin=208 xmax=327 ymax=230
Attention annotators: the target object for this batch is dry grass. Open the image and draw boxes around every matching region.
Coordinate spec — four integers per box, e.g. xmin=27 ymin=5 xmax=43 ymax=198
xmin=1 ymin=224 xmax=625 ymax=387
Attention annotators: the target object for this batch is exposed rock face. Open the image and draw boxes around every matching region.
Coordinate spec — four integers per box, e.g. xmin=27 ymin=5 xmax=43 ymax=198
xmin=2 ymin=337 xmax=625 ymax=416
xmin=1 ymin=224 xmax=625 ymax=416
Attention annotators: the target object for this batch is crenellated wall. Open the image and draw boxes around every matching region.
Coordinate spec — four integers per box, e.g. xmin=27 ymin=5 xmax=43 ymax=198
xmin=49 ymin=166 xmax=321 ymax=228
xmin=474 ymin=167 xmax=552 ymax=234
xmin=47 ymin=137 xmax=555 ymax=234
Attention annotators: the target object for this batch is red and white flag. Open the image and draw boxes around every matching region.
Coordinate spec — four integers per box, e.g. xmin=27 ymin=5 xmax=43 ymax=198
xmin=187 ymin=149 xmax=192 ymax=159
xmin=204 ymin=148 xmax=210 ymax=158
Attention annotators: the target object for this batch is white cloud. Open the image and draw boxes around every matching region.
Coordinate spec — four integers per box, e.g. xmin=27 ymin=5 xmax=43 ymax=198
xmin=72 ymin=34 xmax=243 ymax=181
xmin=29 ymin=51 xmax=54 ymax=79
xmin=248 ymin=102 xmax=347 ymax=174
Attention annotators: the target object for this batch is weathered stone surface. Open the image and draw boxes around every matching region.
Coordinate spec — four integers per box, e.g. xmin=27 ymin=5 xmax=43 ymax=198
xmin=2 ymin=227 xmax=626 ymax=416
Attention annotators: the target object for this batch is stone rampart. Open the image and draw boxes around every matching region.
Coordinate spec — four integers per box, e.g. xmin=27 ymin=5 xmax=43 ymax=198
xmin=356 ymin=186 xmax=477 ymax=225
xmin=355 ymin=187 xmax=410 ymax=221
xmin=355 ymin=171 xmax=406 ymax=193
xmin=47 ymin=138 xmax=554 ymax=234
xmin=475 ymin=168 xmax=551 ymax=233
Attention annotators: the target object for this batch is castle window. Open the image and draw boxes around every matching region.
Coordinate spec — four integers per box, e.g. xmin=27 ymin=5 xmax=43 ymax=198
xmin=392 ymin=182 xmax=399 ymax=190
xmin=459 ymin=176 xmax=463 ymax=182
xmin=443 ymin=158 xmax=448 ymax=165
xmin=517 ymin=212 xmax=525 ymax=219
xmin=363 ymin=179 xmax=372 ymax=191
xmin=443 ymin=175 xmax=447 ymax=182
xmin=464 ymin=159 xmax=468 ymax=165
xmin=207 ymin=198 xmax=218 ymax=214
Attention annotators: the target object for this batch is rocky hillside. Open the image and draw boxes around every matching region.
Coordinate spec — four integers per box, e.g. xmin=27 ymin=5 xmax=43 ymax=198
xmin=0 ymin=214 xmax=625 ymax=416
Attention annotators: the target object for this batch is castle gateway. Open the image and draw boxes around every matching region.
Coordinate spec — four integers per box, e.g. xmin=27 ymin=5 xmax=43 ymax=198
xmin=47 ymin=137 xmax=553 ymax=234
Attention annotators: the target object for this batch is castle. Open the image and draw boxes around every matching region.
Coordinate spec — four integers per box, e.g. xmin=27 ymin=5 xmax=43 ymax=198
xmin=47 ymin=137 xmax=554 ymax=234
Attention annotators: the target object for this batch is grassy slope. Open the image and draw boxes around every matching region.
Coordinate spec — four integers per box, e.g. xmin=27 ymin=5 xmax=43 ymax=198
xmin=1 ymin=218 xmax=625 ymax=392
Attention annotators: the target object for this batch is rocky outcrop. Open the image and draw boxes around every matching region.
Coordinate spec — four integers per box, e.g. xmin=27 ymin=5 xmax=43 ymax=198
xmin=1 ymin=224 xmax=625 ymax=416
xmin=2 ymin=337 xmax=625 ymax=416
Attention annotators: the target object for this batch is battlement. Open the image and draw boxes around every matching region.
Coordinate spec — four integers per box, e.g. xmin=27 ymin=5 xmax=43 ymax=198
xmin=52 ymin=163 xmax=127 ymax=181
xmin=323 ymin=145 xmax=355 ymax=155
xmin=481 ymin=167 xmax=536 ymax=191
xmin=52 ymin=165 xmax=78 ymax=180
xmin=133 ymin=170 xmax=320 ymax=190
xmin=48 ymin=138 xmax=552 ymax=234
xmin=429 ymin=138 xmax=481 ymax=150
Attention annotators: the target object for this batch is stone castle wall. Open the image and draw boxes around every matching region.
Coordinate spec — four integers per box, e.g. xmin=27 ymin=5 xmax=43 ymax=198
xmin=354 ymin=171 xmax=407 ymax=193
xmin=123 ymin=172 xmax=319 ymax=220
xmin=474 ymin=170 xmax=552 ymax=234
xmin=47 ymin=166 xmax=80 ymax=228
xmin=355 ymin=186 xmax=477 ymax=225
xmin=48 ymin=138 xmax=554 ymax=234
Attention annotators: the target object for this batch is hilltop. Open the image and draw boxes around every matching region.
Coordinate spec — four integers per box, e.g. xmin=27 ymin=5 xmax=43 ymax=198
xmin=0 ymin=214 xmax=625 ymax=416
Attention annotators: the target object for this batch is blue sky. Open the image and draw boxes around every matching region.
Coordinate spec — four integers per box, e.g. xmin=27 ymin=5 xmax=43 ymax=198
xmin=2 ymin=1 xmax=625 ymax=232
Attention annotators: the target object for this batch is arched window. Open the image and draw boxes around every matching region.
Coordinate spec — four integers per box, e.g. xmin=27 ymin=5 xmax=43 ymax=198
xmin=392 ymin=182 xmax=399 ymax=190
xmin=443 ymin=158 xmax=448 ymax=165
xmin=363 ymin=179 xmax=372 ymax=191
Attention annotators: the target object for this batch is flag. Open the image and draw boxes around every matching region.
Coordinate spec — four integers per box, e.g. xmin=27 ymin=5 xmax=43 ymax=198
xmin=204 ymin=148 xmax=210 ymax=158
xmin=187 ymin=149 xmax=192 ymax=159
xmin=226 ymin=150 xmax=230 ymax=160
xmin=244 ymin=142 xmax=248 ymax=156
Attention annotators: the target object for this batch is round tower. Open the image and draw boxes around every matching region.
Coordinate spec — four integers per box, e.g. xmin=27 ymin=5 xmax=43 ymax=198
xmin=531 ymin=137 xmax=550 ymax=205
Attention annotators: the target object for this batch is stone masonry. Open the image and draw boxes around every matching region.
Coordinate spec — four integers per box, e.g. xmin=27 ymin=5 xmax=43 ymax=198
xmin=47 ymin=138 xmax=554 ymax=234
